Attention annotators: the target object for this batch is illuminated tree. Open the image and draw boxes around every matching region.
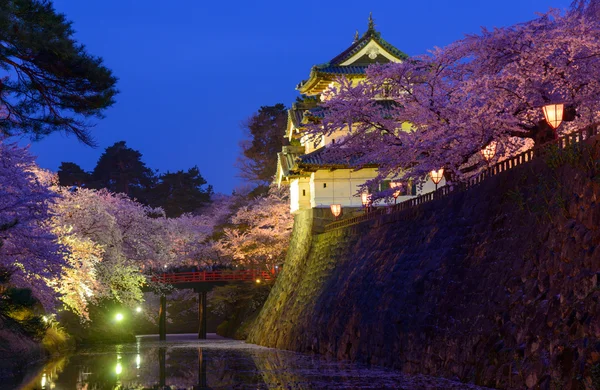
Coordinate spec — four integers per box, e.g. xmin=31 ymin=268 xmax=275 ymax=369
xmin=0 ymin=141 xmax=65 ymax=310
xmin=315 ymin=3 xmax=600 ymax=186
xmin=52 ymin=188 xmax=169 ymax=308
xmin=215 ymin=186 xmax=292 ymax=271
xmin=166 ymin=194 xmax=233 ymax=267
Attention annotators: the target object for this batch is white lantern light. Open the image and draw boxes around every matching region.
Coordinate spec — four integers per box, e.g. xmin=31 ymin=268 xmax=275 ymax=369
xmin=481 ymin=141 xmax=497 ymax=162
xmin=361 ymin=192 xmax=372 ymax=207
xmin=542 ymin=103 xmax=564 ymax=129
xmin=330 ymin=204 xmax=342 ymax=218
xmin=429 ymin=169 xmax=444 ymax=185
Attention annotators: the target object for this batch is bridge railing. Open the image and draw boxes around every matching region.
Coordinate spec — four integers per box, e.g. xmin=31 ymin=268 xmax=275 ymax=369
xmin=151 ymin=270 xmax=276 ymax=284
xmin=324 ymin=125 xmax=600 ymax=232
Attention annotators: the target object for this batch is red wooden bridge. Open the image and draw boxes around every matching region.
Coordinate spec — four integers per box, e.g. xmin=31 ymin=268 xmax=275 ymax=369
xmin=150 ymin=269 xmax=278 ymax=341
xmin=151 ymin=269 xmax=276 ymax=284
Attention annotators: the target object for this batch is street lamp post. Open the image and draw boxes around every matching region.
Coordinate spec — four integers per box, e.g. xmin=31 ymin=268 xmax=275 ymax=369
xmin=429 ymin=168 xmax=445 ymax=191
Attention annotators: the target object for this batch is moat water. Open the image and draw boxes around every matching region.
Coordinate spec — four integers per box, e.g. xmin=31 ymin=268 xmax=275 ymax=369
xmin=8 ymin=334 xmax=489 ymax=389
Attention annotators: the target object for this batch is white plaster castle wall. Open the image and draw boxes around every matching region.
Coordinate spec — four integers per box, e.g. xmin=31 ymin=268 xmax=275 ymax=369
xmin=290 ymin=177 xmax=312 ymax=213
xmin=306 ymin=169 xmax=446 ymax=210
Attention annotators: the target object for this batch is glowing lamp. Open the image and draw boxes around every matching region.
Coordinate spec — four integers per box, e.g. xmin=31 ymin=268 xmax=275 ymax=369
xmin=429 ymin=169 xmax=444 ymax=184
xmin=115 ymin=362 xmax=123 ymax=375
xmin=330 ymin=204 xmax=342 ymax=218
xmin=429 ymin=168 xmax=444 ymax=190
xmin=390 ymin=182 xmax=403 ymax=202
xmin=481 ymin=141 xmax=497 ymax=162
xmin=255 ymin=278 xmax=261 ymax=284
xmin=115 ymin=313 xmax=124 ymax=322
xmin=361 ymin=192 xmax=371 ymax=207
xmin=136 ymin=306 xmax=142 ymax=313
xmin=542 ymin=103 xmax=564 ymax=129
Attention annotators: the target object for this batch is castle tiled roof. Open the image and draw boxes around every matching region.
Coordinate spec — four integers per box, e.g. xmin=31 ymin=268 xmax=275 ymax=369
xmin=297 ymin=17 xmax=408 ymax=95
xmin=297 ymin=146 xmax=376 ymax=170
xmin=313 ymin=65 xmax=367 ymax=75
xmin=304 ymin=100 xmax=400 ymax=122
xmin=328 ymin=26 xmax=408 ymax=66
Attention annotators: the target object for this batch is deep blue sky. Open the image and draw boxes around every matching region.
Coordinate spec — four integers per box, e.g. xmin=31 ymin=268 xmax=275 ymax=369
xmin=28 ymin=0 xmax=571 ymax=194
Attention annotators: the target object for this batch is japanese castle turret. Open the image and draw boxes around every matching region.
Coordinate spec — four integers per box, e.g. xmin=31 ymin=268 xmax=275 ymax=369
xmin=276 ymin=15 xmax=444 ymax=214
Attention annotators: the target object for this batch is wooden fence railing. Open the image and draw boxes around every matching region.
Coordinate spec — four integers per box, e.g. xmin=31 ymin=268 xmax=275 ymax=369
xmin=151 ymin=270 xmax=276 ymax=284
xmin=324 ymin=125 xmax=600 ymax=232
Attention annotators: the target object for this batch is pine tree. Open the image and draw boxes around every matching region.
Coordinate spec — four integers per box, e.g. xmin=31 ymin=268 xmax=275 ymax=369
xmin=57 ymin=162 xmax=91 ymax=187
xmin=150 ymin=167 xmax=213 ymax=217
xmin=90 ymin=141 xmax=156 ymax=203
xmin=0 ymin=0 xmax=118 ymax=145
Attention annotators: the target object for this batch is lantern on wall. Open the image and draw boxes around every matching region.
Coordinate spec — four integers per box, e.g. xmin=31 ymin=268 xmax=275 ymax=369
xmin=330 ymin=204 xmax=342 ymax=219
xmin=330 ymin=169 xmax=342 ymax=219
xmin=429 ymin=168 xmax=444 ymax=190
xmin=480 ymin=141 xmax=497 ymax=162
xmin=390 ymin=182 xmax=403 ymax=204
xmin=361 ymin=192 xmax=371 ymax=206
xmin=542 ymin=103 xmax=564 ymax=130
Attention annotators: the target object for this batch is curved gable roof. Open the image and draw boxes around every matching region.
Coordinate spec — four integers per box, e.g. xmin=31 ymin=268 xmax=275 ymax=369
xmin=297 ymin=16 xmax=407 ymax=95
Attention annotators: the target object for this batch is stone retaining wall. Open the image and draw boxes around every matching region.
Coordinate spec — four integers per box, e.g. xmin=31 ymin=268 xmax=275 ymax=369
xmin=248 ymin=143 xmax=600 ymax=389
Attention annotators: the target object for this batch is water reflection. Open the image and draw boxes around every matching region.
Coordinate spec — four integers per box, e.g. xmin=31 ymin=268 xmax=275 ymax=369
xmin=9 ymin=334 xmax=489 ymax=389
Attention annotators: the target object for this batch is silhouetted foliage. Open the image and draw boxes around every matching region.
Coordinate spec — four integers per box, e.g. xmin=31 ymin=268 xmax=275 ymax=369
xmin=57 ymin=162 xmax=91 ymax=187
xmin=57 ymin=142 xmax=213 ymax=214
xmin=0 ymin=0 xmax=118 ymax=145
xmin=149 ymin=167 xmax=213 ymax=217
xmin=236 ymin=104 xmax=287 ymax=185
xmin=90 ymin=141 xmax=156 ymax=203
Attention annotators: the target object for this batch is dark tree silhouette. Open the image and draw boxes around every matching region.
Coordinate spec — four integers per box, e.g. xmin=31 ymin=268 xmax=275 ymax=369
xmin=236 ymin=104 xmax=287 ymax=185
xmin=150 ymin=167 xmax=213 ymax=217
xmin=57 ymin=162 xmax=91 ymax=187
xmin=0 ymin=0 xmax=118 ymax=145
xmin=91 ymin=141 xmax=156 ymax=203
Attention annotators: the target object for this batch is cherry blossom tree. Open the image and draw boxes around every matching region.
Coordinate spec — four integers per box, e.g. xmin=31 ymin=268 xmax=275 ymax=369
xmin=166 ymin=194 xmax=234 ymax=268
xmin=314 ymin=2 xmax=600 ymax=187
xmin=0 ymin=141 xmax=65 ymax=311
xmin=51 ymin=188 xmax=170 ymax=310
xmin=215 ymin=186 xmax=292 ymax=271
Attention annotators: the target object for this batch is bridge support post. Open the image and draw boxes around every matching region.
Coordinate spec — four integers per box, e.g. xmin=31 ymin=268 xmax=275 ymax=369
xmin=158 ymin=347 xmax=166 ymax=387
xmin=198 ymin=291 xmax=207 ymax=339
xmin=195 ymin=348 xmax=207 ymax=389
xmin=159 ymin=295 xmax=167 ymax=341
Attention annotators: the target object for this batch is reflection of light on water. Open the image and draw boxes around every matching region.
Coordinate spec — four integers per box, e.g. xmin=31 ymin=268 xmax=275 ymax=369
xmin=116 ymin=346 xmax=123 ymax=376
xmin=136 ymin=354 xmax=141 ymax=369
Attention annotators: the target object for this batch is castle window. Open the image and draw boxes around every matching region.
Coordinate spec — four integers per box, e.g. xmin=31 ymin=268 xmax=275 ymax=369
xmin=302 ymin=189 xmax=306 ymax=196
xmin=323 ymin=183 xmax=327 ymax=188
